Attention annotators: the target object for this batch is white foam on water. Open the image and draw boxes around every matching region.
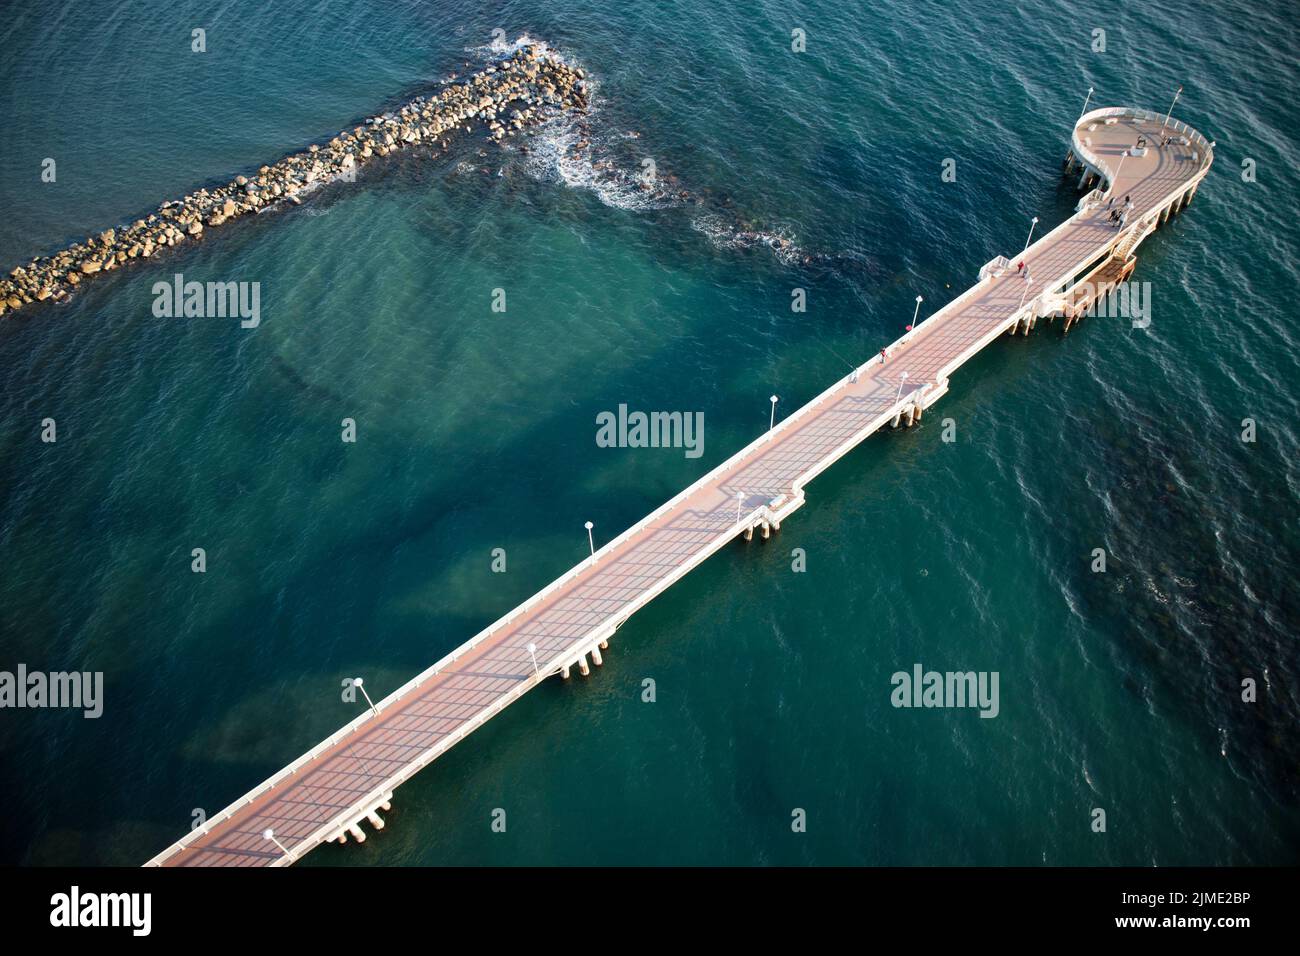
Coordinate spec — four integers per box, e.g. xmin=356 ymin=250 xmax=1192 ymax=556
xmin=471 ymin=35 xmax=809 ymax=260
xmin=689 ymin=212 xmax=806 ymax=266
xmin=522 ymin=112 xmax=678 ymax=213
xmin=466 ymin=32 xmax=549 ymax=58
xmin=464 ymin=32 xmax=585 ymax=72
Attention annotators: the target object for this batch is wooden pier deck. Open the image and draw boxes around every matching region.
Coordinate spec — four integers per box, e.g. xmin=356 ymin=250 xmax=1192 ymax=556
xmin=146 ymin=106 xmax=1213 ymax=866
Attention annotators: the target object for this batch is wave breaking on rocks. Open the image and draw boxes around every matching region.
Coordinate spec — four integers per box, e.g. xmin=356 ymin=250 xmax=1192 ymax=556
xmin=0 ymin=42 xmax=588 ymax=319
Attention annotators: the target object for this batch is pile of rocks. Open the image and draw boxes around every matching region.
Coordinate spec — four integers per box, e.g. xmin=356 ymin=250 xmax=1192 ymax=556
xmin=0 ymin=45 xmax=588 ymax=318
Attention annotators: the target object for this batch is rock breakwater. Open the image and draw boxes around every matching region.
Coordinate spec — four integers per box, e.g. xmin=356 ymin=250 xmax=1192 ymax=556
xmin=0 ymin=44 xmax=588 ymax=319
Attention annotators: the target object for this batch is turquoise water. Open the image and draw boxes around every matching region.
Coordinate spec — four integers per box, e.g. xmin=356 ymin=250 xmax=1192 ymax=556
xmin=0 ymin=0 xmax=1297 ymax=865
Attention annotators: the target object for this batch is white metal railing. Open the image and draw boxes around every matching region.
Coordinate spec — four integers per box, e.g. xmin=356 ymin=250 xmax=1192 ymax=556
xmin=1075 ymin=187 xmax=1105 ymax=213
xmin=1071 ymin=107 xmax=1214 ymax=212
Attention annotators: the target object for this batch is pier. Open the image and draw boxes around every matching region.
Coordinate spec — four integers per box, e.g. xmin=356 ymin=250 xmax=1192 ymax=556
xmin=146 ymin=106 xmax=1213 ymax=866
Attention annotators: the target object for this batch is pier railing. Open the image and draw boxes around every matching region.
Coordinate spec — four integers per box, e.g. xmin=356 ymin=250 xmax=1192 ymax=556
xmin=1073 ymin=107 xmax=1214 ymax=208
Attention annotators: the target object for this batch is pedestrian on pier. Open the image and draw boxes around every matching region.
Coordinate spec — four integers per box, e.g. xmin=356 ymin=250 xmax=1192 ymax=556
xmin=1017 ymin=260 xmax=1025 ymax=274
xmin=880 ymin=347 xmax=889 ymax=363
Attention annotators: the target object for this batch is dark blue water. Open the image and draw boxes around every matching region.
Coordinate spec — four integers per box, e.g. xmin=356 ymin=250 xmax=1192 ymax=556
xmin=0 ymin=0 xmax=1297 ymax=865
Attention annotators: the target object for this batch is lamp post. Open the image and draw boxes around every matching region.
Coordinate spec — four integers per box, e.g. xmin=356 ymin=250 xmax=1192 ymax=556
xmin=1022 ymin=216 xmax=1039 ymax=256
xmin=735 ymin=491 xmax=744 ymax=525
xmin=526 ymin=642 xmax=539 ymax=676
xmin=769 ymin=395 xmax=779 ymax=431
xmin=263 ymin=828 xmax=290 ymax=860
xmin=1161 ymin=85 xmax=1183 ymax=136
xmin=1018 ymin=273 xmax=1034 ymax=312
xmin=352 ymin=677 xmax=379 ymax=717
xmin=1110 ymin=148 xmax=1130 ymax=196
xmin=908 ymin=294 xmax=923 ymax=332
xmin=894 ymin=370 xmax=909 ymax=406
xmin=1079 ymin=85 xmax=1094 ymax=119
xmin=584 ymin=521 xmax=595 ymax=557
